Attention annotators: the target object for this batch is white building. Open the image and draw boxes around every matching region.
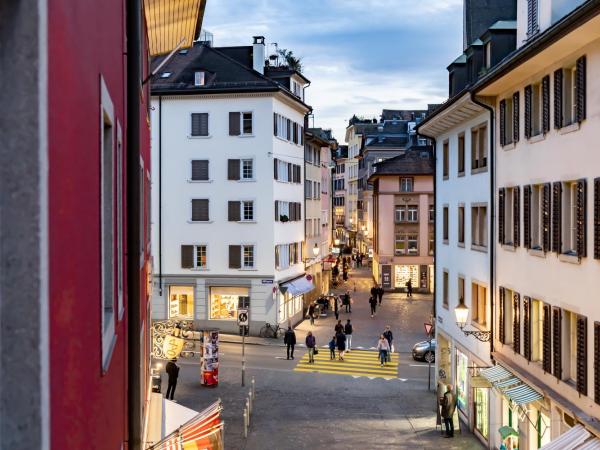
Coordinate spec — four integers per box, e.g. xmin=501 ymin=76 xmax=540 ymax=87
xmin=150 ymin=36 xmax=312 ymax=334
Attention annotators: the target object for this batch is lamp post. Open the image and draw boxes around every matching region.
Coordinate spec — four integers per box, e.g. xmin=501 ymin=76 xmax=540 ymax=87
xmin=454 ymin=297 xmax=491 ymax=342
xmin=312 ymin=243 xmax=320 ymax=258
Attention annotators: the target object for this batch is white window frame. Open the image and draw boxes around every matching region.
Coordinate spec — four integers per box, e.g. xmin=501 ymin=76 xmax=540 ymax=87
xmin=241 ymin=200 xmax=255 ymax=222
xmin=193 ymin=244 xmax=208 ymax=270
xmin=242 ymin=244 xmax=256 ymax=269
xmin=407 ymin=234 xmax=418 ymax=255
xmin=531 ymin=185 xmax=543 ymax=250
xmin=502 ymin=97 xmax=514 ymax=146
xmin=531 ymin=82 xmax=542 ymax=137
xmin=562 ymin=181 xmax=578 ymax=255
xmin=471 ymin=204 xmax=488 ymax=249
xmin=407 ymin=205 xmax=418 ymax=222
xmin=241 ymin=158 xmax=254 ymax=180
xmin=400 ymin=177 xmax=413 ymax=192
xmin=194 ymin=71 xmax=205 ymax=86
xmin=241 ymin=111 xmax=254 ymax=136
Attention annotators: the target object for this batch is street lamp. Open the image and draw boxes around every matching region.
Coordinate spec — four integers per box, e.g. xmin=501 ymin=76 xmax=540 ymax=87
xmin=454 ymin=297 xmax=491 ymax=342
xmin=312 ymin=243 xmax=320 ymax=257
xmin=334 ymin=238 xmax=340 ymax=246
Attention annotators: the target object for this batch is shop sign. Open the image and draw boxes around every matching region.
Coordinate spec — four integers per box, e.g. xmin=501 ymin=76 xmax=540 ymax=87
xmin=381 ymin=265 xmax=392 ymax=289
xmin=261 ymin=279 xmax=274 ymax=284
xmin=162 ymin=335 xmax=185 ymax=360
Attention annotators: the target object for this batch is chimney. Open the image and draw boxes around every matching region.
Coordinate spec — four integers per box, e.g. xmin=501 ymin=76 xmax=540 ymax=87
xmin=252 ymin=36 xmax=265 ymax=74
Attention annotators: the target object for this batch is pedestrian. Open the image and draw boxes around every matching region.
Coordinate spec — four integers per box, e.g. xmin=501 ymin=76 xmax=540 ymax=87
xmin=308 ymin=303 xmax=316 ymax=326
xmin=370 ymin=284 xmax=378 ymax=300
xmin=336 ymin=330 xmax=347 ymax=361
xmin=383 ymin=325 xmax=394 ymax=362
xmin=344 ymin=290 xmax=352 ymax=313
xmin=377 ymin=285 xmax=384 ymax=305
xmin=376 ymin=335 xmax=390 ymax=367
xmin=284 ymin=326 xmax=296 ymax=360
xmin=305 ymin=331 xmax=316 ymax=364
xmin=165 ymin=358 xmax=179 ymax=400
xmin=329 ymin=335 xmax=336 ymax=360
xmin=342 ymin=268 xmax=348 ymax=282
xmin=369 ymin=295 xmax=377 ymax=317
xmin=334 ymin=295 xmax=339 ymax=320
xmin=344 ymin=319 xmax=353 ymax=351
xmin=441 ymin=384 xmax=456 ymax=438
xmin=406 ymin=279 xmax=413 ymax=298
xmin=335 ymin=320 xmax=344 ymax=334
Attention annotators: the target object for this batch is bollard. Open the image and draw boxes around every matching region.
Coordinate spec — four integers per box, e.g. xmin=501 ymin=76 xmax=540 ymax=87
xmin=248 ymin=391 xmax=253 ymax=415
xmin=251 ymin=377 xmax=256 ymax=399
xmin=246 ymin=399 xmax=250 ymax=424
xmin=243 ymin=410 xmax=248 ymax=438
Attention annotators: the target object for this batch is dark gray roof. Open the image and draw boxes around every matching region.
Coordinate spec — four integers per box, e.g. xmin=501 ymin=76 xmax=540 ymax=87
xmin=369 ymin=147 xmax=434 ymax=179
xmin=365 ymin=136 xmax=409 ymax=148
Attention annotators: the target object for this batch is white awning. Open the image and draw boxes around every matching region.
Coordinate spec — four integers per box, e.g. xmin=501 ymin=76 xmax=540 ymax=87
xmin=539 ymin=424 xmax=600 ymax=450
xmin=480 ymin=364 xmax=542 ymax=406
xmin=163 ymin=398 xmax=199 ymax=437
xmin=280 ymin=276 xmax=314 ymax=297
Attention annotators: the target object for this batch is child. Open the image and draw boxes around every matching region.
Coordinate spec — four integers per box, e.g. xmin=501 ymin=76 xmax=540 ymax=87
xmin=329 ymin=335 xmax=336 ymax=360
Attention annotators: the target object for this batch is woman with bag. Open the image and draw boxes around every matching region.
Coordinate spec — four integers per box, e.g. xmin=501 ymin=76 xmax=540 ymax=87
xmin=305 ymin=331 xmax=316 ymax=364
xmin=377 ymin=335 xmax=390 ymax=367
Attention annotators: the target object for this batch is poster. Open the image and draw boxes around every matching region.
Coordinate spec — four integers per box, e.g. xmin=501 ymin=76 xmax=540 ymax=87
xmin=381 ymin=265 xmax=392 ymax=289
xmin=201 ymin=330 xmax=219 ymax=387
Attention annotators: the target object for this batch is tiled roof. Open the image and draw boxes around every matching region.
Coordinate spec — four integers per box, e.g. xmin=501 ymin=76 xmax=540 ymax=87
xmin=369 ymin=147 xmax=434 ymax=178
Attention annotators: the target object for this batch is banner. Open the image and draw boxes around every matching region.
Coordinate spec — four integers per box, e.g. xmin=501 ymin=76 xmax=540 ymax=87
xmin=162 ymin=335 xmax=185 ymax=360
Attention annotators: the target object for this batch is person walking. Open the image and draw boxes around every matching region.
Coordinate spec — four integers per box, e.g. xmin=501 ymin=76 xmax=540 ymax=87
xmin=406 ymin=279 xmax=413 ymax=298
xmin=383 ymin=325 xmax=394 ymax=362
xmin=335 ymin=320 xmax=344 ymax=334
xmin=344 ymin=319 xmax=353 ymax=351
xmin=376 ymin=335 xmax=390 ymax=367
xmin=308 ymin=303 xmax=316 ymax=326
xmin=334 ymin=295 xmax=339 ymax=320
xmin=329 ymin=335 xmax=336 ymax=360
xmin=344 ymin=291 xmax=352 ymax=313
xmin=305 ymin=331 xmax=316 ymax=364
xmin=441 ymin=384 xmax=456 ymax=438
xmin=342 ymin=267 xmax=348 ymax=282
xmin=377 ymin=285 xmax=384 ymax=305
xmin=370 ymin=284 xmax=378 ymax=300
xmin=284 ymin=326 xmax=296 ymax=360
xmin=165 ymin=358 xmax=180 ymax=400
xmin=369 ymin=295 xmax=377 ymax=317
xmin=336 ymin=330 xmax=347 ymax=361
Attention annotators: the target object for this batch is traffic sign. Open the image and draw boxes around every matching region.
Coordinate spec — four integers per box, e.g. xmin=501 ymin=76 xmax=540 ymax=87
xmin=238 ymin=309 xmax=249 ymax=326
xmin=424 ymin=322 xmax=433 ymax=336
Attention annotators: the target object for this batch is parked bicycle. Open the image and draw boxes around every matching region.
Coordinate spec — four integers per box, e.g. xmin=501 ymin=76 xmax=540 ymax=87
xmin=259 ymin=322 xmax=283 ymax=339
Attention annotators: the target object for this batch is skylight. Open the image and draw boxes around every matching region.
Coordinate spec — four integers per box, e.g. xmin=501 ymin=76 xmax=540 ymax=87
xmin=160 ymin=72 xmax=172 ymax=78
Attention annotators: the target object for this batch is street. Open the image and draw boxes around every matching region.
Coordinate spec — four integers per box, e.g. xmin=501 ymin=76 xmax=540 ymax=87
xmin=163 ymin=268 xmax=484 ymax=449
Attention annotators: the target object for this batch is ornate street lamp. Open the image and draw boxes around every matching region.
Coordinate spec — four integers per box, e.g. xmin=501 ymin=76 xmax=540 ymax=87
xmin=312 ymin=243 xmax=320 ymax=257
xmin=454 ymin=297 xmax=491 ymax=342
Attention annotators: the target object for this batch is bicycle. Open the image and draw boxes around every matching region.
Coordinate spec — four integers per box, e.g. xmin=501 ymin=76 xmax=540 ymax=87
xmin=259 ymin=322 xmax=283 ymax=339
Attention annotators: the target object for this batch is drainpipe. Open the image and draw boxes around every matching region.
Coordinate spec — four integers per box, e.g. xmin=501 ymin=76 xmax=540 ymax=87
xmin=470 ymin=92 xmax=495 ymax=358
xmin=126 ymin=0 xmax=142 ymax=448
xmin=158 ymin=96 xmax=163 ymax=296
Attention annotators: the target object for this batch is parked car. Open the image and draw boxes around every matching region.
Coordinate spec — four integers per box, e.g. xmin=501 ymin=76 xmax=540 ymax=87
xmin=412 ymin=339 xmax=436 ymax=363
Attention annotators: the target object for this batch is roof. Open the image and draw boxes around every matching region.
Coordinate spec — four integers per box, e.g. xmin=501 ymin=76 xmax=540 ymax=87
xmin=368 ymin=147 xmax=434 ymax=179
xmin=365 ymin=136 xmax=409 ymax=148
xmin=381 ymin=109 xmax=427 ymax=121
xmin=488 ymin=19 xmax=517 ymax=30
xmin=150 ymin=42 xmax=311 ymax=110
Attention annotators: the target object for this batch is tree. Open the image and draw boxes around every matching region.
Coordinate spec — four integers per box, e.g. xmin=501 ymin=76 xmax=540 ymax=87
xmin=277 ymin=48 xmax=303 ymax=73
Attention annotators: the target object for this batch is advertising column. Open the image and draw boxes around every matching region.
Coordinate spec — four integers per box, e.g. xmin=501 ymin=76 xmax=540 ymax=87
xmin=200 ymin=329 xmax=219 ymax=387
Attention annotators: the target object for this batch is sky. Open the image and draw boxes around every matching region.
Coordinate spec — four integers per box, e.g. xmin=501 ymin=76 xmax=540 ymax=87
xmin=202 ymin=0 xmax=464 ymax=142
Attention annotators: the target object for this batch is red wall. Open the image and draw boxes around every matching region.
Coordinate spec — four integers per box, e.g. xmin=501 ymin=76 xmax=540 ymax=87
xmin=48 ymin=0 xmax=151 ymax=448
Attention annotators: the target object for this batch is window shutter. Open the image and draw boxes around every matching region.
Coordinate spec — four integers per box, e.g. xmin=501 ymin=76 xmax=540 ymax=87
xmin=552 ymin=307 xmax=562 ymax=380
xmin=293 ymin=123 xmax=298 ymax=144
xmin=595 ymin=178 xmax=600 ymax=259
xmin=513 ymin=186 xmax=520 ymax=247
xmin=576 ymin=55 xmax=586 ymax=123
xmin=274 ymin=158 xmax=278 ymax=180
xmin=552 ymin=182 xmax=562 ymax=253
xmin=576 ymin=315 xmax=588 ymax=395
xmin=228 ymin=159 xmax=240 ymax=181
xmin=287 ymin=119 xmax=291 ymax=140
xmin=191 ymin=113 xmax=208 ymax=136
xmin=499 ymin=287 xmax=506 ymax=344
xmin=499 ymin=188 xmax=505 ymax=245
xmin=576 ymin=179 xmax=587 ymax=258
xmin=523 ymin=296 xmax=532 ymax=361
xmin=275 ymin=245 xmax=279 ymax=269
xmin=289 ymin=203 xmax=295 ymax=221
xmin=594 ymin=322 xmax=600 ymax=404
xmin=191 ymin=160 xmax=209 ymax=181
xmin=554 ymin=69 xmax=563 ymax=129
xmin=229 ymin=112 xmax=241 ymax=136
xmin=275 ymin=201 xmax=279 ymax=221
xmin=513 ymin=91 xmax=520 ymax=143
xmin=499 ymin=99 xmax=506 ymax=146
xmin=300 ymin=126 xmax=304 ymax=145
xmin=513 ymin=292 xmax=521 ymax=354
xmin=524 ymin=85 xmax=532 ymax=139
xmin=273 ymin=113 xmax=278 ymax=136
xmin=287 ymin=163 xmax=292 ymax=182
xmin=228 ymin=201 xmax=241 ymax=222
xmin=181 ymin=245 xmax=194 ymax=268
xmin=192 ymin=199 xmax=209 ymax=221
xmin=542 ymin=75 xmax=550 ymax=132
xmin=524 ymin=185 xmax=531 ymax=249
xmin=527 ymin=0 xmax=538 ymax=35
xmin=543 ymin=183 xmax=551 ymax=252
xmin=543 ymin=304 xmax=552 ymax=373
xmin=229 ymin=245 xmax=241 ymax=269
xmin=297 ymin=202 xmax=302 ymax=221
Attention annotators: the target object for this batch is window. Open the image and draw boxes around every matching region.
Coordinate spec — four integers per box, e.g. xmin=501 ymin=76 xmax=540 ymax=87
xmin=407 ymin=235 xmax=418 ymax=255
xmin=305 ymin=181 xmax=313 ymax=199
xmin=181 ymin=244 xmax=207 ymax=269
xmin=273 ymin=158 xmax=301 ymax=183
xmin=160 ymin=72 xmax=171 ymax=78
xmin=471 ymin=124 xmax=488 ymax=170
xmin=442 ymin=141 xmax=449 ymax=178
xmin=531 ymin=83 xmax=542 ymax=136
xmin=500 ymin=97 xmax=513 ymax=146
xmin=532 ymin=299 xmax=543 ymax=362
xmin=394 ymin=234 xmax=418 ymax=255
xmin=194 ymin=71 xmax=205 ymax=86
xmin=242 ymin=201 xmax=254 ymax=221
xmin=504 ymin=188 xmax=515 ymax=245
xmin=484 ymin=42 xmax=491 ymax=69
xmin=209 ymin=287 xmax=248 ymax=320
xmin=563 ymin=310 xmax=577 ymax=383
xmin=241 ymin=159 xmax=253 ymax=180
xmin=242 ymin=112 xmax=253 ymax=135
xmin=191 ymin=160 xmax=209 ymax=181
xmin=555 ymin=57 xmax=586 ymax=129
xmin=400 ymin=177 xmax=414 ymax=192
xmin=407 ymin=205 xmax=418 ymax=222
xmin=458 ymin=134 xmax=465 ymax=175
xmin=429 ymin=204 xmax=434 ymax=222
xmin=116 ymin=123 xmax=124 ymax=319
xmin=333 ymin=196 xmax=345 ymax=207
xmin=443 ymin=206 xmax=449 ymax=242
xmin=168 ymin=286 xmax=194 ymax=319
xmin=471 ymin=205 xmax=488 ymax=248
xmin=471 ymin=283 xmax=487 ymax=327
xmin=442 ymin=271 xmax=449 ymax=308
xmin=529 ymin=184 xmax=550 ymax=250
xmin=191 ymin=113 xmax=209 ymax=136
xmin=429 ymin=232 xmax=434 ymax=255
xmin=561 ymin=180 xmax=586 ymax=256
xmin=458 ymin=276 xmax=465 ymax=305
xmin=191 ymin=199 xmax=209 ymax=222
xmin=458 ymin=206 xmax=465 ymax=245
xmin=242 ymin=245 xmax=255 ymax=268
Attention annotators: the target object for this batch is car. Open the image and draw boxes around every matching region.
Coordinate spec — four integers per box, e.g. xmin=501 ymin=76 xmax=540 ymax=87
xmin=412 ymin=339 xmax=436 ymax=363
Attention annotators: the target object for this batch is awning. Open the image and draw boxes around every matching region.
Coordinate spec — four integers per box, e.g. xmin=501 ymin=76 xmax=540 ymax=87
xmin=540 ymin=424 xmax=600 ymax=450
xmin=480 ymin=364 xmax=543 ymax=406
xmin=144 ymin=0 xmax=207 ymax=56
xmin=280 ymin=276 xmax=315 ymax=297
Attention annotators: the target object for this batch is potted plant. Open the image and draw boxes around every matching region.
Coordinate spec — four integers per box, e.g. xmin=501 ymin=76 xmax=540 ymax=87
xmin=279 ymin=215 xmax=289 ymax=223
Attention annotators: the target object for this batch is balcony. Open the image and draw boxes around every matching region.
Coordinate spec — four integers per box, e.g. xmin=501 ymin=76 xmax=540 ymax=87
xmin=335 ymin=216 xmax=345 ymax=226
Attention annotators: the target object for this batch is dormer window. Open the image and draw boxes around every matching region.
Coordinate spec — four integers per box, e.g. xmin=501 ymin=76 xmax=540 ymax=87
xmin=194 ymin=71 xmax=205 ymax=86
xmin=160 ymin=72 xmax=172 ymax=78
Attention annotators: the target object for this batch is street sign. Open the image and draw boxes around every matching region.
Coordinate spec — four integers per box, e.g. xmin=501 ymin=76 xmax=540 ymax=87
xmin=261 ymin=279 xmax=274 ymax=284
xmin=424 ymin=322 xmax=433 ymax=336
xmin=238 ymin=309 xmax=249 ymax=326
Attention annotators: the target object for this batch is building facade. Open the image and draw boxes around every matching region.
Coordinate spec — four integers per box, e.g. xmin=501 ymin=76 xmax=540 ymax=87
xmin=150 ymin=37 xmax=312 ymax=334
xmin=368 ymin=149 xmax=434 ymax=293
xmin=333 ymin=146 xmax=349 ymax=248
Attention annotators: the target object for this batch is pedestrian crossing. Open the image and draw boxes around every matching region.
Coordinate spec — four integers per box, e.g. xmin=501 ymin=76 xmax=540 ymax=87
xmin=294 ymin=349 xmax=399 ymax=380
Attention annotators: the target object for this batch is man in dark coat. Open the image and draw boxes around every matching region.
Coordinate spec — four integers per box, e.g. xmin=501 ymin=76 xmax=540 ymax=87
xmin=165 ymin=358 xmax=180 ymax=400
xmin=335 ymin=331 xmax=347 ymax=361
xmin=377 ymin=285 xmax=384 ymax=305
xmin=441 ymin=384 xmax=456 ymax=437
xmin=370 ymin=284 xmax=378 ymax=299
xmin=406 ymin=279 xmax=413 ymax=298
xmin=383 ymin=325 xmax=393 ymax=362
xmin=369 ymin=296 xmax=377 ymax=318
xmin=284 ymin=327 xmax=297 ymax=360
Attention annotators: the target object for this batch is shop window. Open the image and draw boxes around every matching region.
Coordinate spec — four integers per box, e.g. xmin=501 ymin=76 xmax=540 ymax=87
xmin=209 ymin=286 xmax=249 ymax=320
xmin=442 ymin=270 xmax=449 ymax=308
xmin=471 ymin=205 xmax=488 ymax=249
xmin=458 ymin=206 xmax=465 ymax=245
xmin=471 ymin=124 xmax=488 ymax=170
xmin=394 ymin=265 xmax=419 ymax=289
xmin=429 ymin=232 xmax=434 ymax=256
xmin=457 ymin=134 xmax=465 ymax=175
xmin=474 ymin=386 xmax=489 ymax=439
xmin=471 ymin=282 xmax=487 ymax=328
xmin=168 ymin=286 xmax=194 ymax=319
xmin=456 ymin=349 xmax=469 ymax=413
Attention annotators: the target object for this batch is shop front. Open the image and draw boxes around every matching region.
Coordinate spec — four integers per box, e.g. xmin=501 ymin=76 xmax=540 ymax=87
xmin=168 ymin=285 xmax=195 ymax=320
xmin=393 ymin=264 xmax=433 ymax=293
xmin=208 ymin=286 xmax=249 ymax=322
xmin=279 ymin=275 xmax=315 ymax=326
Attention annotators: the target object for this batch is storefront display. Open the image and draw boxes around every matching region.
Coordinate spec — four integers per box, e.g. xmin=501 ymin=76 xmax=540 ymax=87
xmin=474 ymin=387 xmax=489 ymax=439
xmin=394 ymin=264 xmax=419 ymax=289
xmin=169 ymin=286 xmax=194 ymax=319
xmin=456 ymin=349 xmax=469 ymax=414
xmin=209 ymin=287 xmax=249 ymax=320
